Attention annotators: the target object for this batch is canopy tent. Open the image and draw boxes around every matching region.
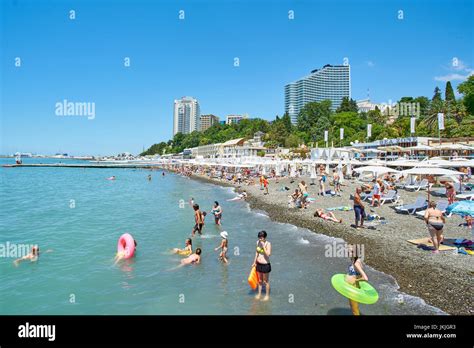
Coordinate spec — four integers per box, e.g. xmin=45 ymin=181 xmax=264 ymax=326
xmin=401 ymin=167 xmax=464 ymax=176
xmin=377 ymin=145 xmax=410 ymax=152
xmin=432 ymin=143 xmax=474 ymax=151
xmin=354 ymin=166 xmax=400 ymax=177
xmin=406 ymin=145 xmax=434 ymax=151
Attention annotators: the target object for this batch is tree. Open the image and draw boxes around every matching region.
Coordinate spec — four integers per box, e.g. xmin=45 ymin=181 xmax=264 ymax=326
xmin=445 ymin=81 xmax=456 ymax=103
xmin=336 ymin=97 xmax=358 ymax=113
xmin=297 ymin=100 xmax=332 ymax=132
xmin=281 ymin=112 xmax=293 ymax=133
xmin=432 ymin=86 xmax=443 ymax=103
xmin=457 ymin=75 xmax=474 ymax=115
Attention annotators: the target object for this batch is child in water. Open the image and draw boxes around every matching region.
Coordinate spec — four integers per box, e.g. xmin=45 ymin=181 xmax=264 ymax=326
xmin=215 ymin=231 xmax=229 ymax=263
xmin=173 ymin=238 xmax=193 ymax=256
xmin=345 ymin=244 xmax=368 ymax=315
xmin=181 ymin=248 xmax=201 ymax=265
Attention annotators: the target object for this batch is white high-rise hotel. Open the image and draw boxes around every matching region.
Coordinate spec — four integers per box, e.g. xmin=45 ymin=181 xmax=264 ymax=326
xmin=285 ymin=64 xmax=351 ymax=124
xmin=173 ymin=97 xmax=201 ymax=135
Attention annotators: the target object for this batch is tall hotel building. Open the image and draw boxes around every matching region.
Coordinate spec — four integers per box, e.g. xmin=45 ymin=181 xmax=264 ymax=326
xmin=173 ymin=97 xmax=201 ymax=135
xmin=285 ymin=64 xmax=350 ymax=124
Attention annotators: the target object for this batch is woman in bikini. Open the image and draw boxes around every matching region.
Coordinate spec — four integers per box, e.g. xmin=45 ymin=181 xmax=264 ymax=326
xmin=252 ymin=231 xmax=272 ymax=301
xmin=424 ymin=201 xmax=446 ymax=253
xmin=173 ymin=238 xmax=193 ymax=256
xmin=314 ymin=208 xmax=342 ymax=223
xmin=215 ymin=231 xmax=229 ymax=263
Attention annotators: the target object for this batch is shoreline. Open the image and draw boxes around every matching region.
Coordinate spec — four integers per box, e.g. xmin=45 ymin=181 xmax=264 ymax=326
xmin=185 ymin=171 xmax=473 ymax=315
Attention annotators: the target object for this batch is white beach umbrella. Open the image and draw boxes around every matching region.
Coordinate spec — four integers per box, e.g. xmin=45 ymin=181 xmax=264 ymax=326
xmin=310 ymin=163 xmax=317 ymax=179
xmin=401 ymin=167 xmax=464 ymax=176
xmin=354 ymin=166 xmax=400 ymax=177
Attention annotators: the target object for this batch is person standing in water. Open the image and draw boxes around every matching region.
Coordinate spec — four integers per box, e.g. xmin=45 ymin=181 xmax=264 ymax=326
xmin=215 ymin=231 xmax=229 ymax=263
xmin=345 ymin=245 xmax=368 ymax=315
xmin=191 ymin=204 xmax=204 ymax=237
xmin=147 ymin=174 xmax=152 ymax=181
xmin=211 ymin=201 xmax=223 ymax=225
xmin=252 ymin=230 xmax=272 ymax=301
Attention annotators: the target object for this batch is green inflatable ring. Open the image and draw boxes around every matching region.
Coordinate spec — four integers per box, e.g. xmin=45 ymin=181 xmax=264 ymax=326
xmin=331 ymin=273 xmax=379 ymax=305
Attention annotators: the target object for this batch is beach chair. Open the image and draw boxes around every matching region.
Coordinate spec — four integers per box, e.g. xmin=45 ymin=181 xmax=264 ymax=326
xmin=456 ymin=193 xmax=474 ymax=201
xmin=415 ymin=200 xmax=449 ymax=218
xmin=369 ymin=190 xmax=399 ymax=205
xmin=404 ymin=179 xmax=429 ymax=192
xmin=394 ymin=196 xmax=428 ymax=214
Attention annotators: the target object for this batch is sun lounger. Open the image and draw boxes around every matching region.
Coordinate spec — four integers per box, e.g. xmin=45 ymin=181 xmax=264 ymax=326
xmin=415 ymin=200 xmax=449 ymax=218
xmin=456 ymin=193 xmax=474 ymax=201
xmin=404 ymin=179 xmax=429 ymax=192
xmin=368 ymin=190 xmax=399 ymax=205
xmin=431 ymin=182 xmax=471 ymax=196
xmin=395 ymin=196 xmax=428 ymax=214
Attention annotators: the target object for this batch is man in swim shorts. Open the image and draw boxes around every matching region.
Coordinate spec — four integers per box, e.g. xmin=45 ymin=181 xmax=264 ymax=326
xmin=192 ymin=204 xmax=204 ymax=236
xmin=353 ymin=187 xmax=366 ymax=229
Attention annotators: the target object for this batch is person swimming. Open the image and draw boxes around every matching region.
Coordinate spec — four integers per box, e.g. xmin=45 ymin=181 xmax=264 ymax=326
xmin=114 ymin=239 xmax=137 ymax=264
xmin=107 ymin=176 xmax=116 ymax=180
xmin=173 ymin=238 xmax=193 ymax=256
xmin=181 ymin=248 xmax=202 ymax=265
xmin=215 ymin=231 xmax=228 ymax=263
xmin=13 ymin=245 xmax=52 ymax=266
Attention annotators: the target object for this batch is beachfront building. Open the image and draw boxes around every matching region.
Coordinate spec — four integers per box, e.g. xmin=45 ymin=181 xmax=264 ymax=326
xmin=199 ymin=114 xmax=220 ymax=131
xmin=226 ymin=114 xmax=248 ymax=125
xmin=356 ymin=99 xmax=390 ymax=114
xmin=285 ymin=64 xmax=351 ymax=124
xmin=173 ymin=96 xmax=201 ymax=136
xmin=189 ymin=132 xmax=267 ymax=159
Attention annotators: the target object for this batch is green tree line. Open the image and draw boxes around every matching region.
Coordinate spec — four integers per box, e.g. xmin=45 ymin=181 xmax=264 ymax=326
xmin=141 ymin=78 xmax=474 ymax=156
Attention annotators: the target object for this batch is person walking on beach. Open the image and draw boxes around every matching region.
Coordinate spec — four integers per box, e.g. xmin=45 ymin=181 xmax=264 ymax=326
xmin=345 ymin=245 xmax=368 ymax=316
xmin=192 ymin=204 xmax=204 ymax=237
xmin=353 ymin=187 xmax=366 ymax=229
xmin=211 ymin=201 xmax=223 ymax=225
xmin=424 ymin=201 xmax=446 ymax=254
xmin=215 ymin=231 xmax=229 ymax=263
xmin=445 ymin=182 xmax=456 ymax=204
xmin=263 ymin=176 xmax=269 ymax=195
xmin=252 ymin=230 xmax=272 ymax=301
xmin=371 ymin=179 xmax=381 ymax=207
xmin=333 ymin=170 xmax=341 ymax=196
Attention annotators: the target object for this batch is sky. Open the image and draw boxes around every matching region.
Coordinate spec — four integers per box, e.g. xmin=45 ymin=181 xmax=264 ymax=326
xmin=1 ymin=0 xmax=473 ymax=156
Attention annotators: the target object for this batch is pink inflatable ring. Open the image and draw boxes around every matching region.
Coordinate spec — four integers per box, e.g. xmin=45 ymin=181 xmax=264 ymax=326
xmin=117 ymin=233 xmax=135 ymax=259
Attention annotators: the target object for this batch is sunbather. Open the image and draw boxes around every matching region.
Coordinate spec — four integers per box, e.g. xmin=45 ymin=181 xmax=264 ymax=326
xmin=314 ymin=208 xmax=342 ymax=223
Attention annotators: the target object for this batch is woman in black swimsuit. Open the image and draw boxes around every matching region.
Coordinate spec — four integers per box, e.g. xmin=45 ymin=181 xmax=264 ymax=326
xmin=424 ymin=201 xmax=446 ymax=254
xmin=252 ymin=230 xmax=272 ymax=301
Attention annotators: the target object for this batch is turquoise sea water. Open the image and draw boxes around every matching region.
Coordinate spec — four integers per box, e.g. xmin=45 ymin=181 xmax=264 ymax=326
xmin=0 ymin=158 xmax=444 ymax=315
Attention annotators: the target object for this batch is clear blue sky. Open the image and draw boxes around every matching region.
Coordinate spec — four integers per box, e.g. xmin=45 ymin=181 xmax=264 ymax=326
xmin=1 ymin=0 xmax=473 ymax=156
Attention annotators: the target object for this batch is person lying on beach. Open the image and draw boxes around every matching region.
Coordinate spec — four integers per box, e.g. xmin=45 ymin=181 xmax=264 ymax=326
xmin=173 ymin=238 xmax=193 ymax=256
xmin=345 ymin=244 xmax=369 ymax=316
xmin=14 ymin=245 xmax=53 ymax=266
xmin=314 ymin=209 xmax=342 ymax=223
xmin=215 ymin=231 xmax=229 ymax=263
xmin=227 ymin=191 xmax=247 ymax=201
xmin=181 ymin=248 xmax=201 ymax=265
